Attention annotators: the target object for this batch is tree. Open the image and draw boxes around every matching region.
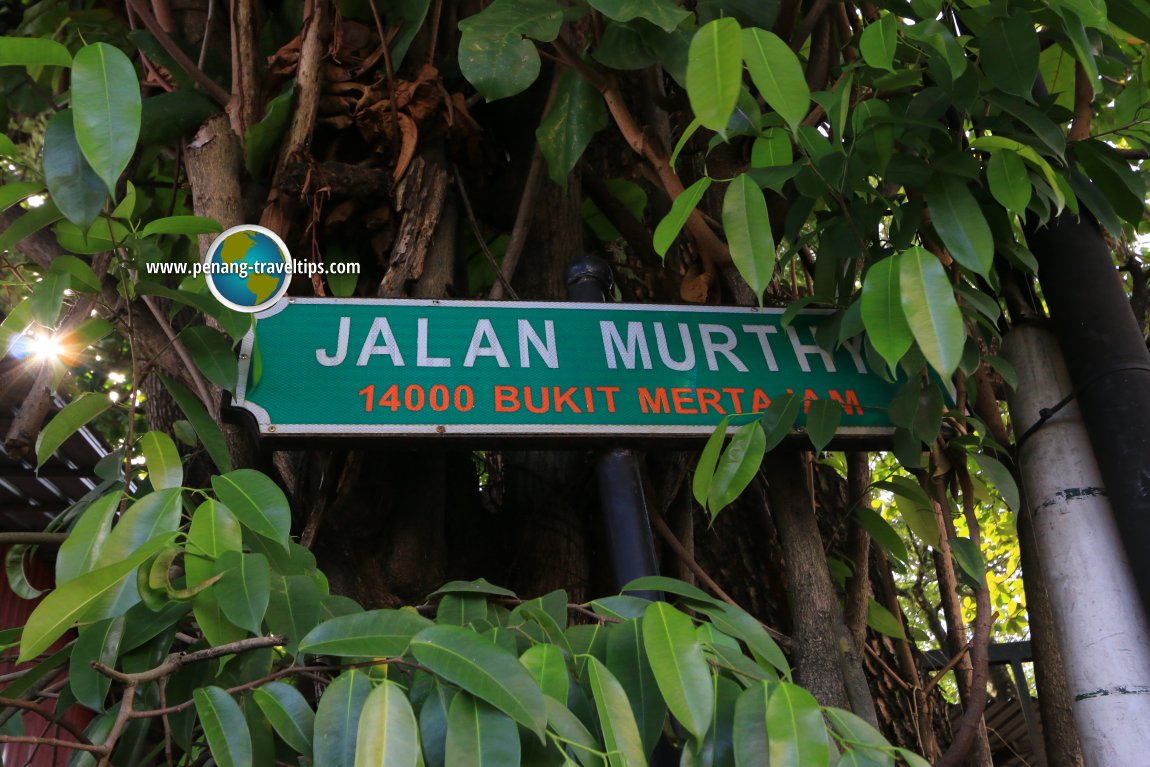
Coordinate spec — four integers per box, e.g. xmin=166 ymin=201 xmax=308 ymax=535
xmin=1 ymin=0 xmax=1148 ymax=764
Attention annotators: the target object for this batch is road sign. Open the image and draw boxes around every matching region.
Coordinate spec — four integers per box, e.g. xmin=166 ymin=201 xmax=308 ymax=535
xmin=233 ymin=298 xmax=904 ymax=439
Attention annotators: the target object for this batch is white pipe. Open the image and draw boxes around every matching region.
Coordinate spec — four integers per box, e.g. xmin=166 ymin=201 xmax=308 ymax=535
xmin=1003 ymin=324 xmax=1150 ymax=766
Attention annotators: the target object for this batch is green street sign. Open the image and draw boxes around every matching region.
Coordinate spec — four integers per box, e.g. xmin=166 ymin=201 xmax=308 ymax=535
xmin=234 ymin=299 xmax=903 ymax=439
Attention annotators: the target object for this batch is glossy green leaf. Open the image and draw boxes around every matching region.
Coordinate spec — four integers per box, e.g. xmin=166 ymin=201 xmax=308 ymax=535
xmin=48 ymin=255 xmax=102 ymax=293
xmin=751 ymin=128 xmax=793 ymax=168
xmin=986 ymin=151 xmax=1032 ymax=217
xmin=708 ymin=421 xmax=766 ymax=514
xmin=1057 ymin=9 xmax=1099 ymax=95
xmin=186 ymin=499 xmax=243 ymax=586
xmin=71 ymin=43 xmax=141 ymax=193
xmin=160 ymin=374 xmax=232 ymax=473
xmin=255 ymin=682 xmax=315 ymax=756
xmin=299 ymin=609 xmax=433 ymax=657
xmin=43 ymin=110 xmax=107 ymax=226
xmin=0 ymin=182 xmax=43 ymax=212
xmin=767 ymin=682 xmax=829 ymax=767
xmin=410 ymin=625 xmax=547 ymax=739
xmin=723 ymin=173 xmax=776 ymax=306
xmin=30 ymin=269 xmax=67 ymax=327
xmin=588 ymin=0 xmax=689 ymax=31
xmin=356 ymin=680 xmax=421 ymax=767
xmin=56 ymin=491 xmax=119 ymax=584
xmin=733 ymin=683 xmax=770 ymax=767
xmin=898 ymin=247 xmax=965 ymax=378
xmin=315 ymin=671 xmax=372 ymax=767
xmin=853 ymin=506 xmax=909 ymax=566
xmin=742 ymin=28 xmax=810 ymax=130
xmin=429 ymin=578 xmax=517 ymax=599
xmin=69 ymin=617 xmax=124 ymax=712
xmin=654 ymin=175 xmax=712 ymax=259
xmin=759 ymin=391 xmax=802 ymax=452
xmin=457 ymin=0 xmax=564 ymax=101
xmin=140 ymin=430 xmax=182 ymax=490
xmin=859 ymin=14 xmax=898 ymax=72
xmin=805 ymin=399 xmax=841 ymax=452
xmin=642 ymin=602 xmax=713 ymax=740
xmin=687 ymin=18 xmax=743 ymax=130
xmin=873 ymin=476 xmax=941 ymax=548
xmin=140 ymin=215 xmax=223 ymax=237
xmin=245 ymin=83 xmax=295 ymax=177
xmin=979 ymin=13 xmax=1039 ymax=100
xmin=100 ymin=488 xmax=183 ymax=566
xmin=949 ymin=537 xmax=985 ymax=583
xmin=211 ymin=469 xmax=291 ymax=548
xmin=194 ymin=687 xmax=253 ymax=767
xmin=444 ymin=693 xmax=520 ymax=767
xmin=970 ymin=452 xmax=1019 ymax=510
xmin=36 ymin=392 xmax=113 ymax=467
xmin=0 ymin=201 xmax=62 ymax=254
xmin=693 ymin=415 xmax=731 ymax=511
xmin=0 ymin=36 xmax=71 ymax=67
xmin=419 ymin=684 xmax=453 ymax=767
xmin=520 ymin=643 xmax=569 ymax=703
xmin=861 ymin=256 xmax=913 ymax=370
xmin=543 ymin=697 xmax=601 ymax=767
xmin=537 ymin=68 xmax=608 ymax=187
xmin=181 ymin=325 xmax=240 ymax=393
xmin=18 ymin=533 xmax=174 ymax=662
xmin=266 ymin=573 xmax=323 ymax=655
xmin=606 ymin=618 xmax=665 ymax=752
xmin=585 ymin=655 xmax=647 ymax=767
xmin=215 ymin=551 xmax=271 ymax=634
xmin=926 ymin=175 xmax=994 ymax=277
xmin=865 ymin=598 xmax=906 ymax=640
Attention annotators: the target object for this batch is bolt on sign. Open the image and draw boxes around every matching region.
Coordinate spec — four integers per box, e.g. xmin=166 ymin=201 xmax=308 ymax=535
xmin=233 ymin=298 xmax=903 ymax=439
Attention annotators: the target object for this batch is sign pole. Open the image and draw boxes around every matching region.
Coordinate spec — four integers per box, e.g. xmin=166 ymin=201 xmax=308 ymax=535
xmin=565 ymin=256 xmax=662 ymax=600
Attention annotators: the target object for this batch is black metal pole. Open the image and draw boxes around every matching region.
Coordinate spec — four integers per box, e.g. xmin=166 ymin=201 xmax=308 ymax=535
xmin=565 ymin=256 xmax=662 ymax=600
xmin=1028 ymin=212 xmax=1150 ymax=620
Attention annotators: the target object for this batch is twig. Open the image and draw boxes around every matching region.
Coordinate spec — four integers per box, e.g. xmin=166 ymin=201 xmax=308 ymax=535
xmin=488 ymin=148 xmax=546 ymax=300
xmin=92 ymin=635 xmax=287 ymax=685
xmin=451 ymin=166 xmax=518 ymax=300
xmin=140 ymin=295 xmax=214 ymax=409
xmin=0 ymin=736 xmax=105 ymax=754
xmin=0 ymin=698 xmax=92 ymax=745
xmin=863 ymin=644 xmax=913 ymax=691
xmin=923 ymin=641 xmax=972 ymax=694
xmin=123 ymin=0 xmax=229 ymax=105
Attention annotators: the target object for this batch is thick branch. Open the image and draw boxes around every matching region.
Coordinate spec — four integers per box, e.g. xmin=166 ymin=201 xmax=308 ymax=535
xmin=1068 ymin=62 xmax=1093 ymax=142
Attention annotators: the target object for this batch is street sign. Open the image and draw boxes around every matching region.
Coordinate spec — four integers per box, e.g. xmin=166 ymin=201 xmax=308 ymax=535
xmin=233 ymin=298 xmax=903 ymax=439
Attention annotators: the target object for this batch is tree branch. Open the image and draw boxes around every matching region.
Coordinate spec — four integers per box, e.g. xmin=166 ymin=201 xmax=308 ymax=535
xmin=0 ymin=697 xmax=92 ymax=744
xmin=123 ymin=0 xmax=229 ymax=106
xmin=92 ymin=635 xmax=287 ymax=685
xmin=1068 ymin=61 xmax=1093 ymax=142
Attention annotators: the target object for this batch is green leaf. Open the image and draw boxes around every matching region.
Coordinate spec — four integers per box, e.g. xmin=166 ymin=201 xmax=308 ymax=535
xmin=100 ymin=488 xmax=184 ymax=567
xmin=861 ymin=256 xmax=913 ymax=370
xmin=733 ymin=683 xmax=770 ymax=767
xmin=520 ymin=643 xmax=570 ymax=703
xmin=181 ymin=325 xmax=240 ymax=394
xmin=694 ymin=602 xmax=790 ymax=678
xmin=266 ymin=574 xmax=323 ymax=655
xmin=585 ymin=655 xmax=647 ymax=767
xmin=410 ymin=625 xmax=546 ymax=740
xmin=742 ymin=28 xmax=810 ymax=131
xmin=642 ymin=602 xmax=713 ymax=741
xmin=0 ymin=201 xmax=63 ymax=255
xmin=36 ymin=393 xmax=114 ymax=467
xmin=194 ymin=687 xmax=253 ymax=767
xmin=215 ymin=551 xmax=271 ymax=634
xmin=986 ymin=151 xmax=1031 ymax=218
xmin=43 ymin=110 xmax=107 ymax=227
xmin=356 ymin=680 xmax=421 ymax=767
xmin=767 ymin=682 xmax=830 ymax=767
xmin=57 ymin=492 xmax=119 ymax=584
xmin=48 ymin=255 xmax=102 ymax=293
xmin=606 ymin=618 xmax=665 ymax=752
xmin=588 ymin=0 xmax=689 ymax=31
xmin=543 ymin=697 xmax=601 ymax=767
xmin=254 ymin=682 xmax=314 ymax=757
xmin=18 ymin=533 xmax=175 ymax=662
xmin=186 ymin=499 xmax=243 ymax=587
xmin=978 ymin=13 xmax=1039 ymax=100
xmin=759 ymin=391 xmax=802 ymax=452
xmin=211 ymin=469 xmax=291 ymax=548
xmin=1057 ymin=9 xmax=1099 ymax=96
xmin=854 ymin=506 xmax=909 ymax=566
xmin=693 ymin=415 xmax=731 ymax=511
xmin=429 ymin=578 xmax=517 ymax=599
xmin=71 ymin=43 xmax=141 ymax=193
xmin=299 ymin=609 xmax=433 ymax=657
xmin=865 ymin=598 xmax=906 ymax=640
xmin=160 ymin=374 xmax=232 ymax=473
xmin=457 ymin=0 xmax=564 ymax=101
xmin=444 ymin=693 xmax=520 ymax=767
xmin=859 ymin=14 xmax=898 ymax=72
xmin=687 ymin=18 xmax=744 ymax=131
xmin=324 ymin=245 xmax=360 ymax=297
xmin=315 ymin=671 xmax=372 ymax=767
xmin=5 ymin=544 xmax=43 ymax=600
xmin=723 ymin=173 xmax=776 ymax=305
xmin=0 ymin=182 xmax=43 ymax=212
xmin=926 ymin=175 xmax=994 ymax=277
xmin=873 ymin=476 xmax=940 ymax=548
xmin=708 ymin=421 xmax=766 ymax=515
xmin=751 ymin=128 xmax=793 ymax=168
xmin=140 ymin=430 xmax=183 ymax=490
xmin=898 ymin=247 xmax=965 ymax=377
xmin=950 ymin=536 xmax=985 ymax=583
xmin=537 ymin=68 xmax=608 ymax=187
xmin=653 ymin=176 xmax=712 ymax=258
xmin=31 ymin=269 xmax=67 ymax=327
xmin=805 ymin=399 xmax=841 ymax=452
xmin=245 ymin=84 xmax=296 ymax=178
xmin=69 ymin=616 xmax=124 ymax=712
xmin=623 ymin=575 xmax=716 ymax=604
xmin=970 ymin=452 xmax=1019 ymax=510
xmin=0 ymin=36 xmax=71 ymax=67
xmin=419 ymin=683 xmax=453 ymax=767
xmin=140 ymin=215 xmax=223 ymax=237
